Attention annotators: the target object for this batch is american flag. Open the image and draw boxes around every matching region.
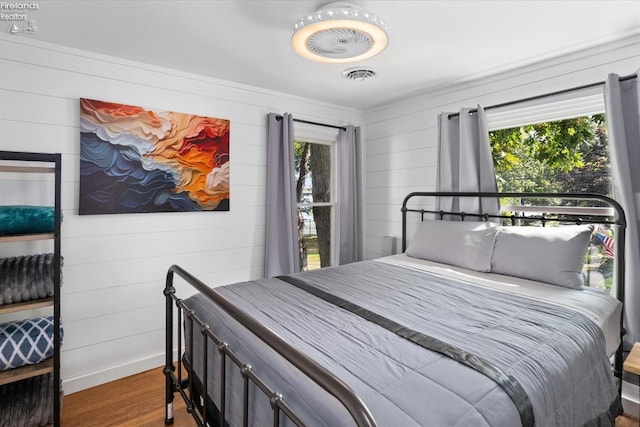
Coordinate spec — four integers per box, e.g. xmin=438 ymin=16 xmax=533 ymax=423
xmin=595 ymin=224 xmax=615 ymax=258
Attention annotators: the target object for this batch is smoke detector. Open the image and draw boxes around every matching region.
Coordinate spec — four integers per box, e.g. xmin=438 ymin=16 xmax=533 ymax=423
xmin=342 ymin=67 xmax=376 ymax=81
xmin=291 ymin=2 xmax=389 ymax=63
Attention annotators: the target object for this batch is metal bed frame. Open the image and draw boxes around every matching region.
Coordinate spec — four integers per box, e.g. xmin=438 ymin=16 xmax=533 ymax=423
xmin=164 ymin=191 xmax=627 ymax=427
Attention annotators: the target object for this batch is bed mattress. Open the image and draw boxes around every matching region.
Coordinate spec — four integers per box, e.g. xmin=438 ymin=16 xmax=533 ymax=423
xmin=183 ymin=256 xmax=622 ymax=427
xmin=379 ymin=254 xmax=622 ymax=357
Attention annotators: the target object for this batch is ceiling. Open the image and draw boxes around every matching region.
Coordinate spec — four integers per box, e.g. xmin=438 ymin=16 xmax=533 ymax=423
xmin=7 ymin=0 xmax=640 ymax=109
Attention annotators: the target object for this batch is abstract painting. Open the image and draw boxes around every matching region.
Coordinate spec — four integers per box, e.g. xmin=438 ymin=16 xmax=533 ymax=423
xmin=79 ymin=98 xmax=230 ymax=214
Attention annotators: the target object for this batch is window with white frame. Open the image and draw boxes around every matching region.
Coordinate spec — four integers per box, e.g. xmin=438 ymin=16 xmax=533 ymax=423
xmin=487 ymin=88 xmax=615 ymax=291
xmin=294 ymin=133 xmax=337 ymax=271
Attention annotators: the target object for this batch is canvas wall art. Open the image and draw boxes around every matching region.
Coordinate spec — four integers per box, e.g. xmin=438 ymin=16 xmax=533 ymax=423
xmin=79 ymin=98 xmax=230 ymax=214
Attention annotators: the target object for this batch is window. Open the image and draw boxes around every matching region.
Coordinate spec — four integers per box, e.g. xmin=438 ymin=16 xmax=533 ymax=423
xmin=294 ymin=137 xmax=336 ymax=271
xmin=487 ymin=91 xmax=615 ymax=291
xmin=489 ymin=114 xmax=611 ymax=196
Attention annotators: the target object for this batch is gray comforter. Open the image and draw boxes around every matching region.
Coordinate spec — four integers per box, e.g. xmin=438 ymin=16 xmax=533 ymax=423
xmin=184 ymin=260 xmax=621 ymax=427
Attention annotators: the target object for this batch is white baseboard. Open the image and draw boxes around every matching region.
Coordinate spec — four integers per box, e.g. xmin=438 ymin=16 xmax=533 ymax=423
xmin=623 ymin=380 xmax=640 ymax=418
xmin=62 ymin=349 xmax=180 ymax=395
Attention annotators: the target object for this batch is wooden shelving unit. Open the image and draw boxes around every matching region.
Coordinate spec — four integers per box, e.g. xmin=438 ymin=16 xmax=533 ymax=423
xmin=0 ymin=150 xmax=62 ymax=427
xmin=0 ymin=165 xmax=57 ymax=174
xmin=0 ymin=233 xmax=56 ymax=243
xmin=0 ymin=298 xmax=54 ymax=315
xmin=0 ymin=359 xmax=54 ymax=386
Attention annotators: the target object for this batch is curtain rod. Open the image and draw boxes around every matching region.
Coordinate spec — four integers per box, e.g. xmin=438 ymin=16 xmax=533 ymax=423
xmin=275 ymin=115 xmax=347 ymax=131
xmin=447 ymin=72 xmax=638 ymax=119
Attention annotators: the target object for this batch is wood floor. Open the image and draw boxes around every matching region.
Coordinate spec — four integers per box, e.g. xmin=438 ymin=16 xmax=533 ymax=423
xmin=61 ymin=366 xmax=638 ymax=426
xmin=61 ymin=367 xmax=195 ymax=427
xmin=620 ymin=416 xmax=640 ymax=427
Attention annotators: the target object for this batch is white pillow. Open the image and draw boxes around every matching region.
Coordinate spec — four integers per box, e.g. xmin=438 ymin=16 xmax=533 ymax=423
xmin=405 ymin=220 xmax=498 ymax=272
xmin=490 ymin=224 xmax=594 ymax=288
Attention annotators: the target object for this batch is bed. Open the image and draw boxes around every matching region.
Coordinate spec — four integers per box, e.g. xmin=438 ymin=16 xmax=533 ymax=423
xmin=164 ymin=191 xmax=627 ymax=427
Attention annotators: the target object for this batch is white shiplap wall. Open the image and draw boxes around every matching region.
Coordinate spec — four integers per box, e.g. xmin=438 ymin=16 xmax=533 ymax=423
xmin=362 ymin=34 xmax=640 ymax=259
xmin=0 ymin=34 xmax=362 ymax=394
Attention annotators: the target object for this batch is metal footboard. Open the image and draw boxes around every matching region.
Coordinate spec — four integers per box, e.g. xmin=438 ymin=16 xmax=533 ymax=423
xmin=164 ymin=265 xmax=377 ymax=427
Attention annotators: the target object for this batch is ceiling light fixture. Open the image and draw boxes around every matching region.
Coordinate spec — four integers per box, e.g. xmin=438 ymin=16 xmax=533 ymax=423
xmin=291 ymin=2 xmax=389 ymax=63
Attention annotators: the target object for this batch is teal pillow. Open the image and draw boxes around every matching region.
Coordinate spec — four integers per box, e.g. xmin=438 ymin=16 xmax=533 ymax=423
xmin=0 ymin=206 xmax=56 ymax=236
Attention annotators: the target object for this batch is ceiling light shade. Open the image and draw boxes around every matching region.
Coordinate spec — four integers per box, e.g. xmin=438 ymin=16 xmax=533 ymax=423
xmin=291 ymin=2 xmax=389 ymax=63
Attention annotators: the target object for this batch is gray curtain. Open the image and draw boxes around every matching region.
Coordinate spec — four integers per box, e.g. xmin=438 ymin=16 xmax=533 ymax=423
xmin=437 ymin=106 xmax=500 ymax=215
xmin=265 ymin=113 xmax=299 ymax=277
xmin=338 ymin=125 xmax=361 ymax=264
xmin=604 ymin=72 xmax=640 ymax=349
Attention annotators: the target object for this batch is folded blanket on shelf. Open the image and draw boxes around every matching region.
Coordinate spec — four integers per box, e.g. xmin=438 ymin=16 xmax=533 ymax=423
xmin=0 ymin=253 xmax=59 ymax=306
xmin=0 ymin=316 xmax=58 ymax=371
xmin=0 ymin=372 xmax=56 ymax=427
xmin=0 ymin=206 xmax=56 ymax=236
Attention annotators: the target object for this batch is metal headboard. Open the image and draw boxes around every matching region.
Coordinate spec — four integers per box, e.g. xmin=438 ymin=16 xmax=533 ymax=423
xmin=401 ymin=191 xmax=627 ymax=391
